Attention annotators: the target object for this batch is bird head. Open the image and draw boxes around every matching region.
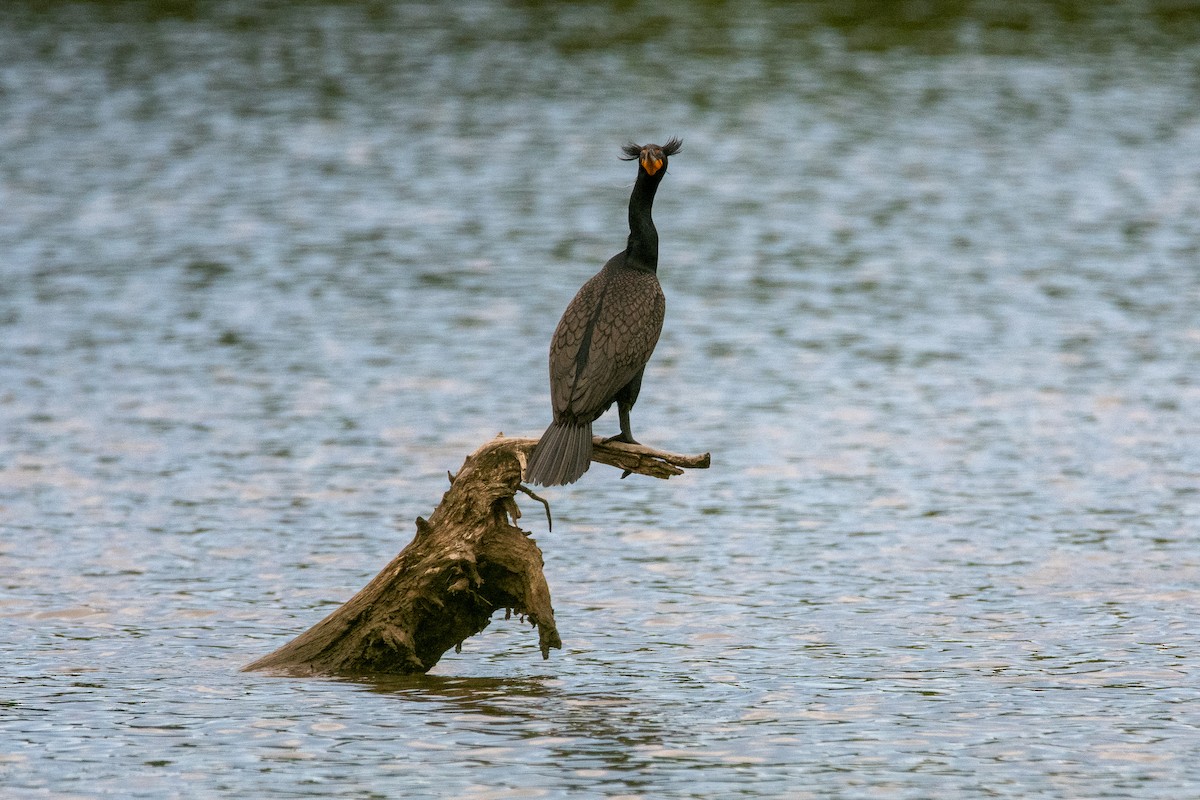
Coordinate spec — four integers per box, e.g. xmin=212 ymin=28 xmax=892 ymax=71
xmin=620 ymin=137 xmax=683 ymax=177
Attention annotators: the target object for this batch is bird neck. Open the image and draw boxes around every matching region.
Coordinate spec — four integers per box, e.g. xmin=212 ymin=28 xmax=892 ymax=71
xmin=624 ymin=169 xmax=662 ymax=272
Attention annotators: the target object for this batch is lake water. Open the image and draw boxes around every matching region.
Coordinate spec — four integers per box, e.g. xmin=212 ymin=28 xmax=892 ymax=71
xmin=3 ymin=2 xmax=1200 ymax=797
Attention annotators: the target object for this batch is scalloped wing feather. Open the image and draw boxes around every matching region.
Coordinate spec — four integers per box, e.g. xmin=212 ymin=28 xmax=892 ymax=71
xmin=548 ymin=267 xmax=665 ymax=423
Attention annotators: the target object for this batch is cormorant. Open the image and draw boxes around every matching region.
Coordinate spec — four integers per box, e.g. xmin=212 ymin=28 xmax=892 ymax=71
xmin=525 ymin=137 xmax=683 ymax=487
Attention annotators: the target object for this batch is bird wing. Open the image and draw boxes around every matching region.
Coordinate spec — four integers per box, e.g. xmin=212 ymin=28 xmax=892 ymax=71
xmin=549 ymin=266 xmax=665 ymax=422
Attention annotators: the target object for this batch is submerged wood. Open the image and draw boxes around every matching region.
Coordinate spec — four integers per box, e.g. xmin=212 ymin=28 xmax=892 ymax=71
xmin=243 ymin=435 xmax=710 ymax=677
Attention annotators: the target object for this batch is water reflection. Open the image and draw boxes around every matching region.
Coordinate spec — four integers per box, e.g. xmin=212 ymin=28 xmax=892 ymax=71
xmin=365 ymin=674 xmax=673 ymax=759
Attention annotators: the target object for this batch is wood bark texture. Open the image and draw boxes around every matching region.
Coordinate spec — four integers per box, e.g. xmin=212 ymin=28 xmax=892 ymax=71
xmin=243 ymin=435 xmax=709 ymax=677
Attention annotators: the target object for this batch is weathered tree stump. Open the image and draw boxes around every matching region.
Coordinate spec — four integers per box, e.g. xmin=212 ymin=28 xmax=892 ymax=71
xmin=243 ymin=435 xmax=710 ymax=676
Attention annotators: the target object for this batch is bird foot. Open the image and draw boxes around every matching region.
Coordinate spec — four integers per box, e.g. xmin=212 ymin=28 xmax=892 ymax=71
xmin=602 ymin=433 xmax=640 ymax=446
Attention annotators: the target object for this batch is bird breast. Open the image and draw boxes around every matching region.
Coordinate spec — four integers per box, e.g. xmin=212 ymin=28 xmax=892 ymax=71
xmin=548 ymin=264 xmax=665 ymax=420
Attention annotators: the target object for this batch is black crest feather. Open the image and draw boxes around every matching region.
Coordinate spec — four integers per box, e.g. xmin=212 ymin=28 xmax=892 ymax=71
xmin=618 ymin=137 xmax=683 ymax=160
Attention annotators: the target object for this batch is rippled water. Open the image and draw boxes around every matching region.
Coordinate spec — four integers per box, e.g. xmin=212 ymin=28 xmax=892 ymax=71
xmin=3 ymin=2 xmax=1200 ymax=797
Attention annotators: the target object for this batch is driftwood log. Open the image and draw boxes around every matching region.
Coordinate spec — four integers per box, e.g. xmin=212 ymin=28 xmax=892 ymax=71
xmin=243 ymin=435 xmax=710 ymax=676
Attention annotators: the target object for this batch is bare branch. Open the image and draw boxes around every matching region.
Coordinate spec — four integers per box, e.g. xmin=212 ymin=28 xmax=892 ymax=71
xmin=243 ymin=434 xmax=709 ymax=677
xmin=505 ymin=435 xmax=711 ymax=481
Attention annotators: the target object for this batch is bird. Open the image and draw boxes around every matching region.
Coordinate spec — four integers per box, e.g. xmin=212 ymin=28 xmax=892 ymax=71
xmin=524 ymin=137 xmax=683 ymax=487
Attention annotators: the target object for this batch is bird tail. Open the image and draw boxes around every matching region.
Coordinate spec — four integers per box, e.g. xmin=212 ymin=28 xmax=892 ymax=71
xmin=525 ymin=420 xmax=593 ymax=486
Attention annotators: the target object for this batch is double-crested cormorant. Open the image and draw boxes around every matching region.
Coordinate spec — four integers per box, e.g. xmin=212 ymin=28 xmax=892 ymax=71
xmin=525 ymin=137 xmax=683 ymax=487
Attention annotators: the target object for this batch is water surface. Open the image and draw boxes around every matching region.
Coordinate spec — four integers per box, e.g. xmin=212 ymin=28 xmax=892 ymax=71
xmin=2 ymin=2 xmax=1200 ymax=797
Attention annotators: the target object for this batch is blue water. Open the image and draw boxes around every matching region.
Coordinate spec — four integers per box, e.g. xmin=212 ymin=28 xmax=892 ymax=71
xmin=3 ymin=2 xmax=1199 ymax=797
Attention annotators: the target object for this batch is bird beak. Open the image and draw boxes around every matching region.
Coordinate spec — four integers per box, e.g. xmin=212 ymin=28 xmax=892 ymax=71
xmin=641 ymin=154 xmax=664 ymax=176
